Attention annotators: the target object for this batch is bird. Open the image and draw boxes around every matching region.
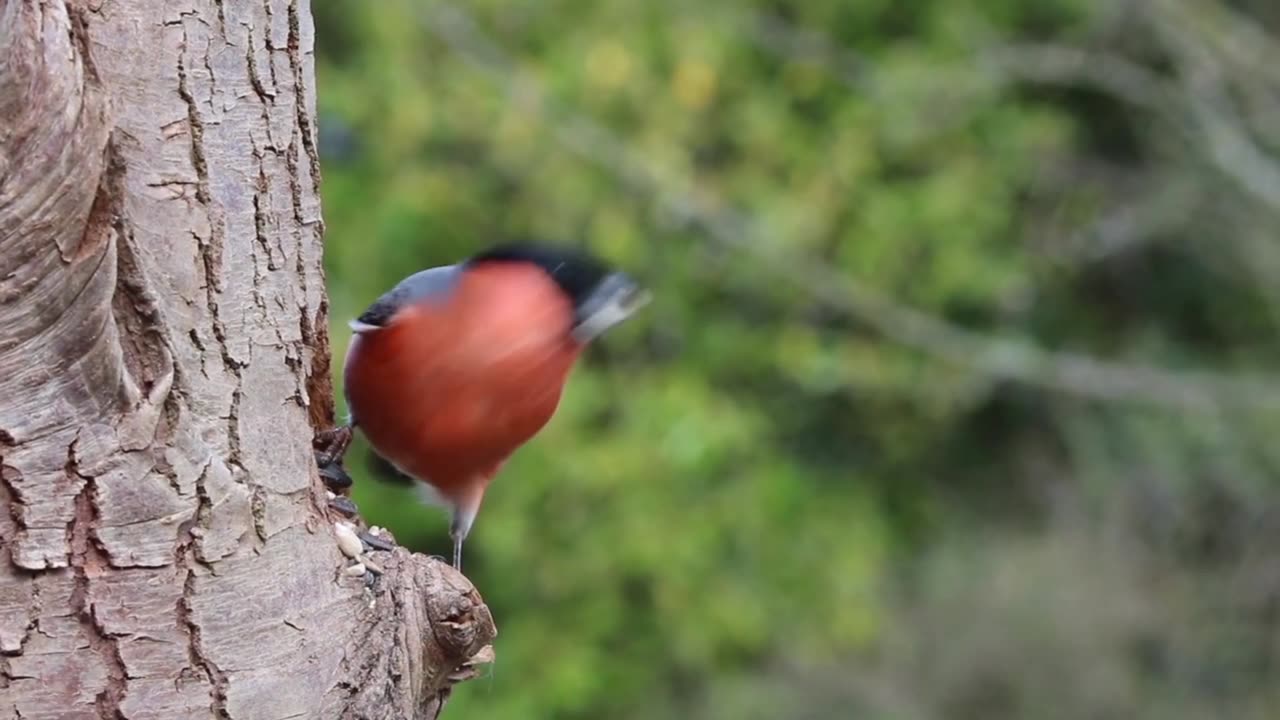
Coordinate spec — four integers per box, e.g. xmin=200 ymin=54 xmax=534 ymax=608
xmin=315 ymin=242 xmax=649 ymax=571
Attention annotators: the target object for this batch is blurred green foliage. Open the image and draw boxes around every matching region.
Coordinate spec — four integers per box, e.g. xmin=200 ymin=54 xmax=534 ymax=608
xmin=314 ymin=0 xmax=1280 ymax=717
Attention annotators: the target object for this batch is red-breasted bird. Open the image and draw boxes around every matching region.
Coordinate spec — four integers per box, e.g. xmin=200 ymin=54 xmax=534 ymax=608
xmin=315 ymin=243 xmax=649 ymax=570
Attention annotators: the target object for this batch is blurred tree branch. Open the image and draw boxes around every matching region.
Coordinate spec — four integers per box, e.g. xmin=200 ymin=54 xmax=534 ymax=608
xmin=419 ymin=0 xmax=1280 ymax=412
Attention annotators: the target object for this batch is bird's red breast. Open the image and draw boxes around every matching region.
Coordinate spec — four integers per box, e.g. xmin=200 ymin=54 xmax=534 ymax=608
xmin=343 ymin=261 xmax=583 ymax=502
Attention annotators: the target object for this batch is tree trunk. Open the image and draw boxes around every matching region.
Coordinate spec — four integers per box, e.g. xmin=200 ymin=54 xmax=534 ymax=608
xmin=0 ymin=1 xmax=494 ymax=718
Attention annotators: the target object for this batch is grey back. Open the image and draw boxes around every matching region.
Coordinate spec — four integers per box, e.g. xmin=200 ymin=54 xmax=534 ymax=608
xmin=352 ymin=264 xmax=460 ymax=330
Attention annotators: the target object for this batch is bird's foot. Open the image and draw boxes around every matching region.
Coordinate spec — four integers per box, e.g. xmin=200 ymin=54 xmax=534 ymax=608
xmin=314 ymin=426 xmax=356 ymax=513
xmin=313 ymin=424 xmax=355 ymax=470
xmin=317 ymin=422 xmax=358 ymax=502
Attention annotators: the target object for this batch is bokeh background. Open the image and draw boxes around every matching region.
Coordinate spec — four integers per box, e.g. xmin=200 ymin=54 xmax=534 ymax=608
xmin=314 ymin=1 xmax=1280 ymax=717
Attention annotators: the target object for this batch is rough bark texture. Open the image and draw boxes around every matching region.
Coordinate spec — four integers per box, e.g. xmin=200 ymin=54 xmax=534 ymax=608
xmin=0 ymin=1 xmax=495 ymax=718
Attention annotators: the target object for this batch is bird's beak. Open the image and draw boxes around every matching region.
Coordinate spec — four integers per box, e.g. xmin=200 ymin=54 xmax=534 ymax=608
xmin=572 ymin=272 xmax=650 ymax=343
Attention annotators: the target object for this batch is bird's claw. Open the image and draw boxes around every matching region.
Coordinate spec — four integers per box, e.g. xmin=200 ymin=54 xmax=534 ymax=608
xmin=313 ymin=425 xmax=354 ymax=469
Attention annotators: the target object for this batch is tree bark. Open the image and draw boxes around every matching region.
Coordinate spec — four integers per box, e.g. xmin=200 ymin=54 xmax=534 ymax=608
xmin=0 ymin=1 xmax=494 ymax=718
